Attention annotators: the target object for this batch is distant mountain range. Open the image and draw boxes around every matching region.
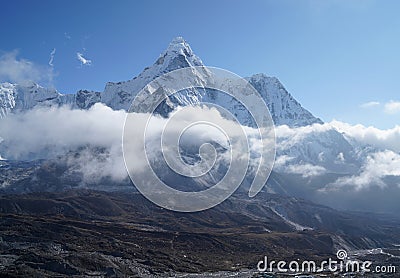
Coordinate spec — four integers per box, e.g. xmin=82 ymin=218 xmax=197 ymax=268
xmin=0 ymin=37 xmax=321 ymax=127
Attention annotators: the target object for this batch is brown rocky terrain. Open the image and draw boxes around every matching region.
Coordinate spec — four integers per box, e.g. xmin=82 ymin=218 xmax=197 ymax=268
xmin=0 ymin=190 xmax=399 ymax=277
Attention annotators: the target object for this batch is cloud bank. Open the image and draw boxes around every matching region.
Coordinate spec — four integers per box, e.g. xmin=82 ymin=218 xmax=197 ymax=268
xmin=331 ymin=120 xmax=400 ymax=152
xmin=325 ymin=150 xmax=400 ymax=191
xmin=0 ymin=103 xmax=399 ymax=192
xmin=274 ymin=121 xmax=400 ymax=190
xmin=0 ymin=104 xmax=268 ymax=184
xmin=0 ymin=104 xmax=126 ymax=182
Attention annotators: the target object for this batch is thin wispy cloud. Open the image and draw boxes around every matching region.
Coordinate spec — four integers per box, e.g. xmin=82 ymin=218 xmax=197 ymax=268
xmin=64 ymin=32 xmax=71 ymax=40
xmin=0 ymin=50 xmax=54 ymax=85
xmin=360 ymin=101 xmax=380 ymax=108
xmin=77 ymin=52 xmax=92 ymax=66
xmin=274 ymin=155 xmax=327 ymax=178
xmin=48 ymin=48 xmax=56 ymax=67
xmin=384 ymin=100 xmax=400 ymax=114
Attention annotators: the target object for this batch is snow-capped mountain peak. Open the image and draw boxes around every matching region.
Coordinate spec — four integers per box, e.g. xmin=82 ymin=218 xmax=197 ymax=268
xmin=161 ymin=37 xmax=203 ymax=65
xmin=100 ymin=37 xmax=205 ymax=110
xmin=140 ymin=37 xmax=204 ymax=80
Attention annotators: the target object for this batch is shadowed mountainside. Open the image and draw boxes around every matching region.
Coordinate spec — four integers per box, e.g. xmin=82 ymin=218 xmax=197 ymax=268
xmin=1 ymin=190 xmax=399 ymax=277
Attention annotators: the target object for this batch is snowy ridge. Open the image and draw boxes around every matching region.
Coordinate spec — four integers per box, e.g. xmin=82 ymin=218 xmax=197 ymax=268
xmin=0 ymin=83 xmax=15 ymax=118
xmin=0 ymin=82 xmax=75 ymax=117
xmin=101 ymin=36 xmax=204 ymax=110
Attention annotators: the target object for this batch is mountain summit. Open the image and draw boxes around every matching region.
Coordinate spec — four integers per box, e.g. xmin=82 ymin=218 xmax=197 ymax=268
xmin=157 ymin=36 xmax=204 ymax=69
xmin=101 ymin=37 xmax=206 ymax=110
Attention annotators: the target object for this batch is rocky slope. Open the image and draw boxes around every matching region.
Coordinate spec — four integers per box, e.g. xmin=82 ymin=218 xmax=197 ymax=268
xmin=0 ymin=190 xmax=399 ymax=276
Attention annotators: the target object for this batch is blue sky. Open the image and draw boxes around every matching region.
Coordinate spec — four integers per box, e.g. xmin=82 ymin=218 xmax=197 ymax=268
xmin=0 ymin=0 xmax=399 ymax=128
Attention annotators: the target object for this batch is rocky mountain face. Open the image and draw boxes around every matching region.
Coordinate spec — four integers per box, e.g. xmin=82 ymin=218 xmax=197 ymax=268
xmin=0 ymin=82 xmax=75 ymax=117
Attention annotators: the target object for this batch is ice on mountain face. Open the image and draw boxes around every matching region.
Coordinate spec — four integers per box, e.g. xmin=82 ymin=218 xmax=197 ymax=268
xmin=0 ymin=83 xmax=16 ymax=118
xmin=0 ymin=82 xmax=75 ymax=118
xmin=101 ymin=37 xmax=205 ymax=110
xmin=247 ymin=74 xmax=322 ymax=127
xmin=100 ymin=38 xmax=323 ymax=129
xmin=275 ymin=127 xmax=360 ymax=174
xmin=14 ymin=82 xmax=60 ymax=110
xmin=75 ymin=90 xmax=101 ymax=109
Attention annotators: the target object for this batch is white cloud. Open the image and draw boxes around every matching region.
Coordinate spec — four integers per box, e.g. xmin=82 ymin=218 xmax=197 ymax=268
xmin=336 ymin=152 xmax=345 ymax=162
xmin=0 ymin=50 xmax=54 ymax=85
xmin=0 ymin=105 xmax=269 ymax=183
xmin=330 ymin=120 xmax=400 ymax=152
xmin=285 ymin=162 xmax=326 ymax=178
xmin=275 ymin=123 xmax=333 ymax=138
xmin=274 ymin=155 xmax=294 ymax=167
xmin=274 ymin=121 xmax=400 ymax=186
xmin=0 ymin=104 xmax=133 ymax=182
xmin=1 ymin=102 xmax=398 ymax=190
xmin=274 ymin=123 xmax=335 ymax=151
xmin=326 ymin=150 xmax=400 ymax=191
xmin=274 ymin=155 xmax=326 ymax=178
xmin=384 ymin=100 xmax=400 ymax=114
xmin=0 ymin=104 xmax=125 ymax=160
xmin=48 ymin=48 xmax=56 ymax=67
xmin=77 ymin=52 xmax=92 ymax=66
xmin=360 ymin=101 xmax=380 ymax=108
